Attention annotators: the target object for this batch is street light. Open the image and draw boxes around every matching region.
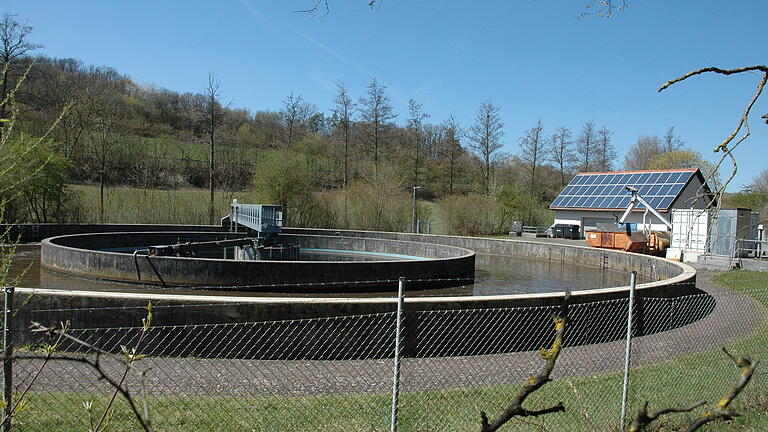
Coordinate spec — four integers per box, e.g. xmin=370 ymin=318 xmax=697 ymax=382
xmin=412 ymin=186 xmax=421 ymax=233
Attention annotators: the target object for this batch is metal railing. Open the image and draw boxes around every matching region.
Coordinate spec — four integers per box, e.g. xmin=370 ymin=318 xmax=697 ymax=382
xmin=735 ymin=238 xmax=768 ymax=260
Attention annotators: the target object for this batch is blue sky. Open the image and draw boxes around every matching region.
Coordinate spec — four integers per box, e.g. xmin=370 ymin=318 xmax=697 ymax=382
xmin=6 ymin=0 xmax=767 ymax=191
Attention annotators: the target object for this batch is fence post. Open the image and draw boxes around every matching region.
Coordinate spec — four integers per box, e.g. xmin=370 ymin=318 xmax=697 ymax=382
xmin=390 ymin=277 xmax=406 ymax=432
xmin=619 ymin=272 xmax=637 ymax=430
xmin=3 ymin=286 xmax=14 ymax=432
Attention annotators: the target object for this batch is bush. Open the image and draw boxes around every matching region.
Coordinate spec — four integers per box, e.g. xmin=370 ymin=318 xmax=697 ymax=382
xmin=439 ymin=194 xmax=504 ymax=236
xmin=250 ymin=149 xmax=338 ymax=228
xmin=496 ymin=184 xmax=553 ymax=227
xmin=341 ymin=165 xmax=410 ymax=232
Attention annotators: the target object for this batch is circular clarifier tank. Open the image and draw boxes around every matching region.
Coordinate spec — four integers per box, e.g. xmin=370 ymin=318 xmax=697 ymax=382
xmin=38 ymin=231 xmax=476 ymax=292
xmin=8 ymin=225 xmax=703 ymax=359
xmin=12 ymin=226 xmax=685 ymax=297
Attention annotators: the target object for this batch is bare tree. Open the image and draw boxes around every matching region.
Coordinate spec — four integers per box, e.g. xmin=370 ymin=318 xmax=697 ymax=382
xmin=468 ymin=99 xmax=504 ymax=196
xmin=89 ymin=92 xmax=126 ymax=223
xmin=575 ymin=121 xmax=597 ymax=172
xmin=280 ymin=92 xmax=315 ymax=147
xmin=0 ymin=14 xmax=41 ymax=132
xmin=358 ymin=78 xmax=395 ymax=174
xmin=750 ymin=168 xmax=768 ymax=194
xmin=407 ymin=98 xmax=429 ymax=189
xmin=56 ymin=65 xmax=127 ymax=162
xmin=595 ymin=125 xmax=616 ymax=171
xmin=518 ymin=118 xmax=546 ymax=197
xmin=441 ymin=115 xmax=463 ymax=195
xmin=623 ymin=135 xmax=662 ymax=170
xmin=202 ymin=71 xmax=224 ymax=224
xmin=661 ymin=126 xmax=684 ymax=153
xmin=332 ymin=81 xmax=355 ymax=188
xmin=548 ymin=126 xmax=576 ymax=187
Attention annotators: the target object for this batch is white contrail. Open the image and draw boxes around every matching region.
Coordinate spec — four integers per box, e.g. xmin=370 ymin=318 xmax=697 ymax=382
xmin=237 ymin=0 xmax=274 ymax=30
xmin=289 ymin=26 xmax=378 ymax=79
xmin=238 ymin=0 xmax=408 ymax=106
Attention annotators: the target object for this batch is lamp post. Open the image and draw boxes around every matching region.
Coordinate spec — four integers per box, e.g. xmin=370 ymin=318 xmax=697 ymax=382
xmin=412 ymin=186 xmax=421 ymax=233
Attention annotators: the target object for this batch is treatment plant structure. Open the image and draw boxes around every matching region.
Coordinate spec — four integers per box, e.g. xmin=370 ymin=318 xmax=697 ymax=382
xmin=6 ymin=203 xmax=704 ymax=359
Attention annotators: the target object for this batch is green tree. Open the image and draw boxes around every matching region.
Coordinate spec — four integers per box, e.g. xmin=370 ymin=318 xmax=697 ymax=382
xmin=0 ymin=59 xmax=68 ymax=287
xmin=4 ymin=135 xmax=75 ymax=222
xmin=252 ymin=150 xmax=310 ymax=215
xmin=647 ymin=149 xmax=721 ymax=191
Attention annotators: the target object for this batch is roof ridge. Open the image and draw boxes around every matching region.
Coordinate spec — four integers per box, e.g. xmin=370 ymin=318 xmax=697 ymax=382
xmin=577 ymin=168 xmax=698 ymax=175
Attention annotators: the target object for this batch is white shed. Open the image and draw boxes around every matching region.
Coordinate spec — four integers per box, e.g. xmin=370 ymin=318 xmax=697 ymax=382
xmin=549 ymin=169 xmax=713 ymax=238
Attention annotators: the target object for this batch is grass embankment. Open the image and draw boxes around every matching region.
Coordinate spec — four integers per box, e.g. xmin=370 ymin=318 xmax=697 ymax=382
xmin=13 ymin=271 xmax=768 ymax=431
xmin=71 ymin=184 xmax=450 ymax=233
xmin=71 ymin=185 xmax=258 ymax=225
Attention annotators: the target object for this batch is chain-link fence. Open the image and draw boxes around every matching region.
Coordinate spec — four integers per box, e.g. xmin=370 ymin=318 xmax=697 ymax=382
xmin=2 ymin=273 xmax=767 ymax=431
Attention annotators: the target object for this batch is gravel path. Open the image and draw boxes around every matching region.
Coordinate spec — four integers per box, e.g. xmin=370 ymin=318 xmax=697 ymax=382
xmin=14 ymin=272 xmax=765 ymax=398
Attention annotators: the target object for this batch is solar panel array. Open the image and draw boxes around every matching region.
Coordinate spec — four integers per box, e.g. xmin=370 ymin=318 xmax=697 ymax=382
xmin=550 ymin=170 xmax=696 ymax=210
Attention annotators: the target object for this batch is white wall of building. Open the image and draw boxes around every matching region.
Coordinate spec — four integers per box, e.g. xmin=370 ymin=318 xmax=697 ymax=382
xmin=552 ymin=210 xmax=672 ymax=235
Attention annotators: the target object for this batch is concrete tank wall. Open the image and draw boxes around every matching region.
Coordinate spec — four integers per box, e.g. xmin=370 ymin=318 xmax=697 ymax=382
xmin=9 ymin=224 xmax=701 ymax=359
xmin=12 ymin=291 xmax=714 ymax=360
xmin=283 ymin=228 xmax=691 ymax=292
xmin=4 ymin=223 xmax=225 ymax=242
xmin=40 ymin=231 xmax=475 ymax=289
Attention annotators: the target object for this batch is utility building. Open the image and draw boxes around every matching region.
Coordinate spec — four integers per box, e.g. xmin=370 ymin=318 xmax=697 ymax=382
xmin=549 ymin=169 xmax=713 ymax=237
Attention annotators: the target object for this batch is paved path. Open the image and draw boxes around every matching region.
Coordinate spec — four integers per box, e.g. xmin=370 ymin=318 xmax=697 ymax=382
xmin=14 ymin=272 xmax=766 ymax=398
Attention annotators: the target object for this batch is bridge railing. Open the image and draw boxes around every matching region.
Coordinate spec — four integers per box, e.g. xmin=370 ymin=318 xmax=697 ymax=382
xmin=230 ymin=203 xmax=283 ymax=234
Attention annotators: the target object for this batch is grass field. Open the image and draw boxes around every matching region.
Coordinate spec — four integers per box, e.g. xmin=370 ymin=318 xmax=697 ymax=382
xmin=72 ymin=184 xmax=448 ymax=232
xmin=71 ymin=184 xmax=259 ymax=225
xmin=10 ymin=273 xmax=768 ymax=431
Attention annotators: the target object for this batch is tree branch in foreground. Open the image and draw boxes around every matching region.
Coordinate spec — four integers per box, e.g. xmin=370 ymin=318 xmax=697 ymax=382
xmin=628 ymin=347 xmax=758 ymax=432
xmin=294 ymin=0 xmax=378 ymax=15
xmin=628 ymin=400 xmax=706 ymax=432
xmin=658 ymin=65 xmax=768 ymax=155
xmin=686 ymin=348 xmax=758 ymax=432
xmin=580 ymin=0 xmax=628 ymax=18
xmin=26 ymin=303 xmax=155 ymax=432
xmin=479 ymin=294 xmax=570 ymax=432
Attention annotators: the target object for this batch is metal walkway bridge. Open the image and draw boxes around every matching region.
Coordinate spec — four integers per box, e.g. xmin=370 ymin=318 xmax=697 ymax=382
xmin=226 ymin=200 xmax=283 ymax=238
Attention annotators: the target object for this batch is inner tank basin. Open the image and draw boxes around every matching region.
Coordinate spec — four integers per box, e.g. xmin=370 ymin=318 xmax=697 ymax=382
xmin=6 ymin=226 xmax=675 ymax=299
